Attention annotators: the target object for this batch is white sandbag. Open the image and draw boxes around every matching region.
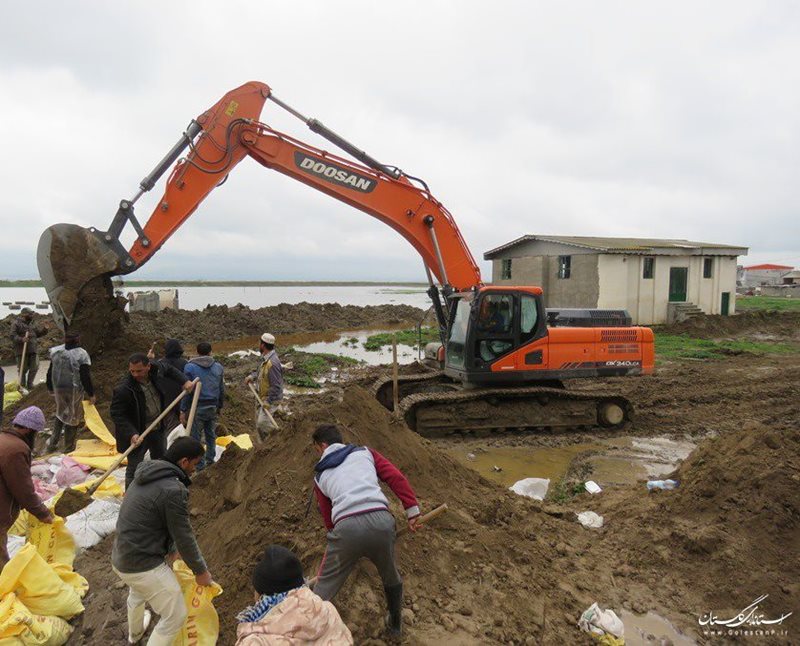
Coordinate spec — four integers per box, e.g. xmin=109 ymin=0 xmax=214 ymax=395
xmin=166 ymin=423 xmax=188 ymax=448
xmin=64 ymin=499 xmax=121 ymax=550
xmin=6 ymin=534 xmax=25 ymax=560
xmin=578 ymin=602 xmax=625 ymax=639
xmin=576 ymin=511 xmax=604 ymax=528
xmin=509 ymin=477 xmax=550 ymax=501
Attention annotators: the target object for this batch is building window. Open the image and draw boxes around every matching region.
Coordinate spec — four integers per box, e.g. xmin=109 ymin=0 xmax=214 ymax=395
xmin=643 ymin=257 xmax=654 ymax=279
xmin=501 ymin=258 xmax=512 ymax=280
xmin=558 ymin=255 xmax=571 ymax=279
xmin=703 ymin=258 xmax=713 ymax=279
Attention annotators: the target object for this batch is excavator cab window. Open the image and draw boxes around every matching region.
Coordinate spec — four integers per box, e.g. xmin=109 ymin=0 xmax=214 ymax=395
xmin=475 ymin=293 xmax=515 ymax=364
xmin=446 ymin=297 xmax=472 ymax=369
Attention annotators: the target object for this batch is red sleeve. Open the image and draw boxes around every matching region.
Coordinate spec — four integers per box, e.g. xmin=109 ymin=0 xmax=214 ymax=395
xmin=314 ymin=482 xmax=334 ymax=530
xmin=369 ymin=448 xmax=420 ymax=518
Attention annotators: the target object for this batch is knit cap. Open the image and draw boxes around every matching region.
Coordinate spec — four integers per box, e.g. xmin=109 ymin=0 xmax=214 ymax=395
xmin=12 ymin=406 xmax=46 ymax=433
xmin=252 ymin=545 xmax=305 ymax=595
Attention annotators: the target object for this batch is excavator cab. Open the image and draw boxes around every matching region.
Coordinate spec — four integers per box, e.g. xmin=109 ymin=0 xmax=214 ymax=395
xmin=444 ymin=287 xmax=547 ymax=383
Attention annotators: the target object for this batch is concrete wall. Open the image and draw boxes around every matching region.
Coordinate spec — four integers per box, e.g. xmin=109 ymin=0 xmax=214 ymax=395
xmin=761 ymin=285 xmax=800 ymax=298
xmin=742 ymin=268 xmax=792 ymax=288
xmin=597 ymin=255 xmax=738 ymax=324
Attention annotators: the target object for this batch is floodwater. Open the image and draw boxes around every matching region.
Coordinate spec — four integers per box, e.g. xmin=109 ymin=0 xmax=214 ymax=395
xmin=619 ymin=609 xmax=696 ymax=645
xmin=218 ymin=326 xmax=425 ymax=367
xmin=451 ymin=436 xmax=696 ymax=491
xmin=0 ymin=284 xmax=430 ymax=319
xmin=451 ymin=444 xmax=601 ymax=487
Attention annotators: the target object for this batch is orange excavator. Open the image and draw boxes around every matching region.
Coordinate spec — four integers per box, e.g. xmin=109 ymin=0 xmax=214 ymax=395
xmin=37 ymin=81 xmax=654 ymax=437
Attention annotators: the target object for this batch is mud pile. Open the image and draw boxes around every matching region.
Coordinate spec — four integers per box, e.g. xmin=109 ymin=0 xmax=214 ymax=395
xmin=659 ymin=310 xmax=800 ymax=341
xmin=128 ymin=302 xmax=425 ymax=348
xmin=589 ymin=419 xmax=800 ymax=629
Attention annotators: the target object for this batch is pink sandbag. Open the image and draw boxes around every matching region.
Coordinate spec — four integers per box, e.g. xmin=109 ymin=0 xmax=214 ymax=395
xmin=33 ymin=478 xmax=61 ymax=501
xmin=55 ymin=456 xmax=91 ymax=488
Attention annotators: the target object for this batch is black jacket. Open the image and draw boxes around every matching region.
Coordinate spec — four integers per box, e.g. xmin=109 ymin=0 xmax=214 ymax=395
xmin=111 ymin=460 xmax=207 ymax=575
xmin=158 ymin=339 xmax=188 ymax=405
xmin=110 ymin=362 xmax=188 ymax=453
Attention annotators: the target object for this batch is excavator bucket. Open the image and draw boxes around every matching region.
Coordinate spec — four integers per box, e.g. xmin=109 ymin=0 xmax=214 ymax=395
xmin=37 ymin=224 xmax=124 ymax=329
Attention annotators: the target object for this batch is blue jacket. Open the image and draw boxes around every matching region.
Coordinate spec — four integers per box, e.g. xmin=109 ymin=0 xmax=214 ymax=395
xmin=182 ymin=356 xmax=224 ymax=411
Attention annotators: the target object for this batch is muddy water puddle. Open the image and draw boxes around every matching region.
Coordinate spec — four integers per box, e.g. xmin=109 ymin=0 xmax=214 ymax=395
xmin=619 ymin=609 xmax=696 ymax=645
xmin=450 ymin=444 xmax=601 ymax=487
xmin=450 ymin=436 xmax=696 ymax=491
xmin=216 ymin=326 xmax=421 ymax=366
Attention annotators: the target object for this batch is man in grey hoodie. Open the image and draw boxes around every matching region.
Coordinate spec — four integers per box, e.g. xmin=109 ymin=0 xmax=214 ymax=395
xmin=112 ymin=437 xmax=213 ymax=645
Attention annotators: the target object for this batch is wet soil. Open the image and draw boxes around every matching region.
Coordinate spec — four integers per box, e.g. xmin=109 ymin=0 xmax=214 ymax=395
xmin=3 ymin=305 xmax=797 ymax=645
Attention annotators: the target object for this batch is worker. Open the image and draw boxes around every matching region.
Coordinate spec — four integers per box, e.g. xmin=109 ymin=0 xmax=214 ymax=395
xmin=110 ymin=352 xmax=194 ymax=488
xmin=0 ymin=407 xmax=54 ymax=569
xmin=10 ymin=308 xmax=46 ymax=389
xmin=311 ymin=424 xmax=420 ymax=637
xmin=45 ymin=332 xmax=94 ymax=454
xmin=244 ymin=333 xmax=283 ymax=439
xmin=235 ymin=545 xmax=353 ymax=645
xmin=112 ymin=437 xmax=213 ymax=646
xmin=180 ymin=342 xmax=224 ymax=470
xmin=150 ymin=339 xmax=187 ymax=433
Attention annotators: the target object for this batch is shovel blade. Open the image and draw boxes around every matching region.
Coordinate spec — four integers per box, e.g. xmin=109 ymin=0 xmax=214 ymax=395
xmin=37 ymin=224 xmax=124 ymax=329
xmin=53 ymin=487 xmax=93 ymax=518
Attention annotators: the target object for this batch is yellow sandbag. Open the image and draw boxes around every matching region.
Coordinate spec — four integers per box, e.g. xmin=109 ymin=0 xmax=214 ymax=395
xmin=8 ymin=512 xmax=28 ymax=537
xmin=0 ymin=544 xmax=83 ymax=619
xmin=71 ymin=475 xmax=123 ymax=499
xmin=3 ymin=390 xmax=22 ymax=410
xmin=81 ymin=402 xmax=116 ymax=446
xmin=172 ymin=560 xmax=223 ymax=646
xmin=4 ymin=380 xmax=19 ymax=393
xmin=0 ymin=592 xmax=74 ymax=645
xmin=25 ymin=515 xmax=88 ymax=598
xmin=215 ymin=434 xmax=253 ymax=450
xmin=69 ymin=438 xmax=125 ymax=470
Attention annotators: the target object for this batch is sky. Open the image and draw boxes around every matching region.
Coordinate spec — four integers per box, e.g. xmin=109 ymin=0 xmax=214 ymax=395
xmin=1 ymin=1 xmax=798 ymax=282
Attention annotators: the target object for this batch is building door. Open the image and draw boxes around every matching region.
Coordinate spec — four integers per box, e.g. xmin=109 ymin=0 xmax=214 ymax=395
xmin=721 ymin=291 xmax=730 ymax=316
xmin=668 ymin=267 xmax=688 ymax=302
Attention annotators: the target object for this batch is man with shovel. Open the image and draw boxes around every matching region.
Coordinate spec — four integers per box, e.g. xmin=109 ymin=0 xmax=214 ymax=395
xmin=112 ymin=437 xmax=213 ymax=645
xmin=245 ymin=333 xmax=283 ymax=439
xmin=0 ymin=407 xmax=54 ymax=569
xmin=311 ymin=424 xmax=420 ymax=638
xmin=10 ymin=308 xmax=46 ymax=390
xmin=111 ymin=352 xmax=194 ymax=488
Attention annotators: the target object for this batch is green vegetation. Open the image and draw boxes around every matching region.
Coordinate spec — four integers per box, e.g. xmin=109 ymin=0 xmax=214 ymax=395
xmin=0 ymin=280 xmax=42 ymax=287
xmin=736 ymin=296 xmax=800 ymax=312
xmin=549 ymin=479 xmax=586 ymax=503
xmin=284 ymin=350 xmax=360 ymax=388
xmin=364 ymin=327 xmax=439 ymax=351
xmin=655 ymin=333 xmax=797 ymax=360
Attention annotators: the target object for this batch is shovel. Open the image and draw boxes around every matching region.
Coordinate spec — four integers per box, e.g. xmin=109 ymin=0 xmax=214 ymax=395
xmin=17 ymin=336 xmax=28 ymax=393
xmin=54 ymin=378 xmax=199 ymax=517
xmin=248 ymin=382 xmax=280 ymax=434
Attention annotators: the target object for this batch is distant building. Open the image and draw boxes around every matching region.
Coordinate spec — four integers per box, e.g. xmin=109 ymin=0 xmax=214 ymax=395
xmin=740 ymin=263 xmax=794 ymax=288
xmin=484 ymin=235 xmax=748 ymax=325
xmin=783 ymin=270 xmax=800 ymax=286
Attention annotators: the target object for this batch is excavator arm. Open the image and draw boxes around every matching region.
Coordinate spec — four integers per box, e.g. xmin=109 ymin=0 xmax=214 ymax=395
xmin=37 ymin=81 xmax=482 ymax=331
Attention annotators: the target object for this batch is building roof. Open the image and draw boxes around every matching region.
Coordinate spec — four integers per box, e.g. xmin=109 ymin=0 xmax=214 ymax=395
xmin=782 ymin=270 xmax=800 ymax=278
xmin=484 ymin=235 xmax=748 ymax=260
xmin=743 ymin=263 xmax=794 ymax=271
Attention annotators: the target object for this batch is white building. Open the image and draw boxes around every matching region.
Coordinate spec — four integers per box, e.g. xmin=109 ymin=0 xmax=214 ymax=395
xmin=484 ymin=235 xmax=748 ymax=325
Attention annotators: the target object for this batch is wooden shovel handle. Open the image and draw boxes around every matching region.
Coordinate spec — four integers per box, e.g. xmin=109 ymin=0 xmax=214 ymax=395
xmin=248 ymin=382 xmax=279 ymax=429
xmin=86 ymin=379 xmax=198 ymax=496
xmin=397 ymin=503 xmax=449 ymax=537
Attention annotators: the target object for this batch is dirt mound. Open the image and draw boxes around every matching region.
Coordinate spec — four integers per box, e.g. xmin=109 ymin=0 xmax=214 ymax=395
xmin=659 ymin=310 xmax=800 ymax=341
xmin=128 ymin=302 xmax=425 ymax=348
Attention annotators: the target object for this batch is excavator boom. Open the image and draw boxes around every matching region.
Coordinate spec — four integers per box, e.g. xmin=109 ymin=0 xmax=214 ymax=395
xmin=38 ymin=81 xmax=481 ymax=331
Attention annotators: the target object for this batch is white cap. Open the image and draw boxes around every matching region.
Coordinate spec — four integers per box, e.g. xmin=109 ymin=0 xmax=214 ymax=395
xmin=260 ymin=333 xmax=276 ymax=345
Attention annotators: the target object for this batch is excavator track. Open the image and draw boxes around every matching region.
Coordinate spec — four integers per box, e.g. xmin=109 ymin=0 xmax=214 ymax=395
xmin=373 ymin=372 xmax=632 ymax=438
